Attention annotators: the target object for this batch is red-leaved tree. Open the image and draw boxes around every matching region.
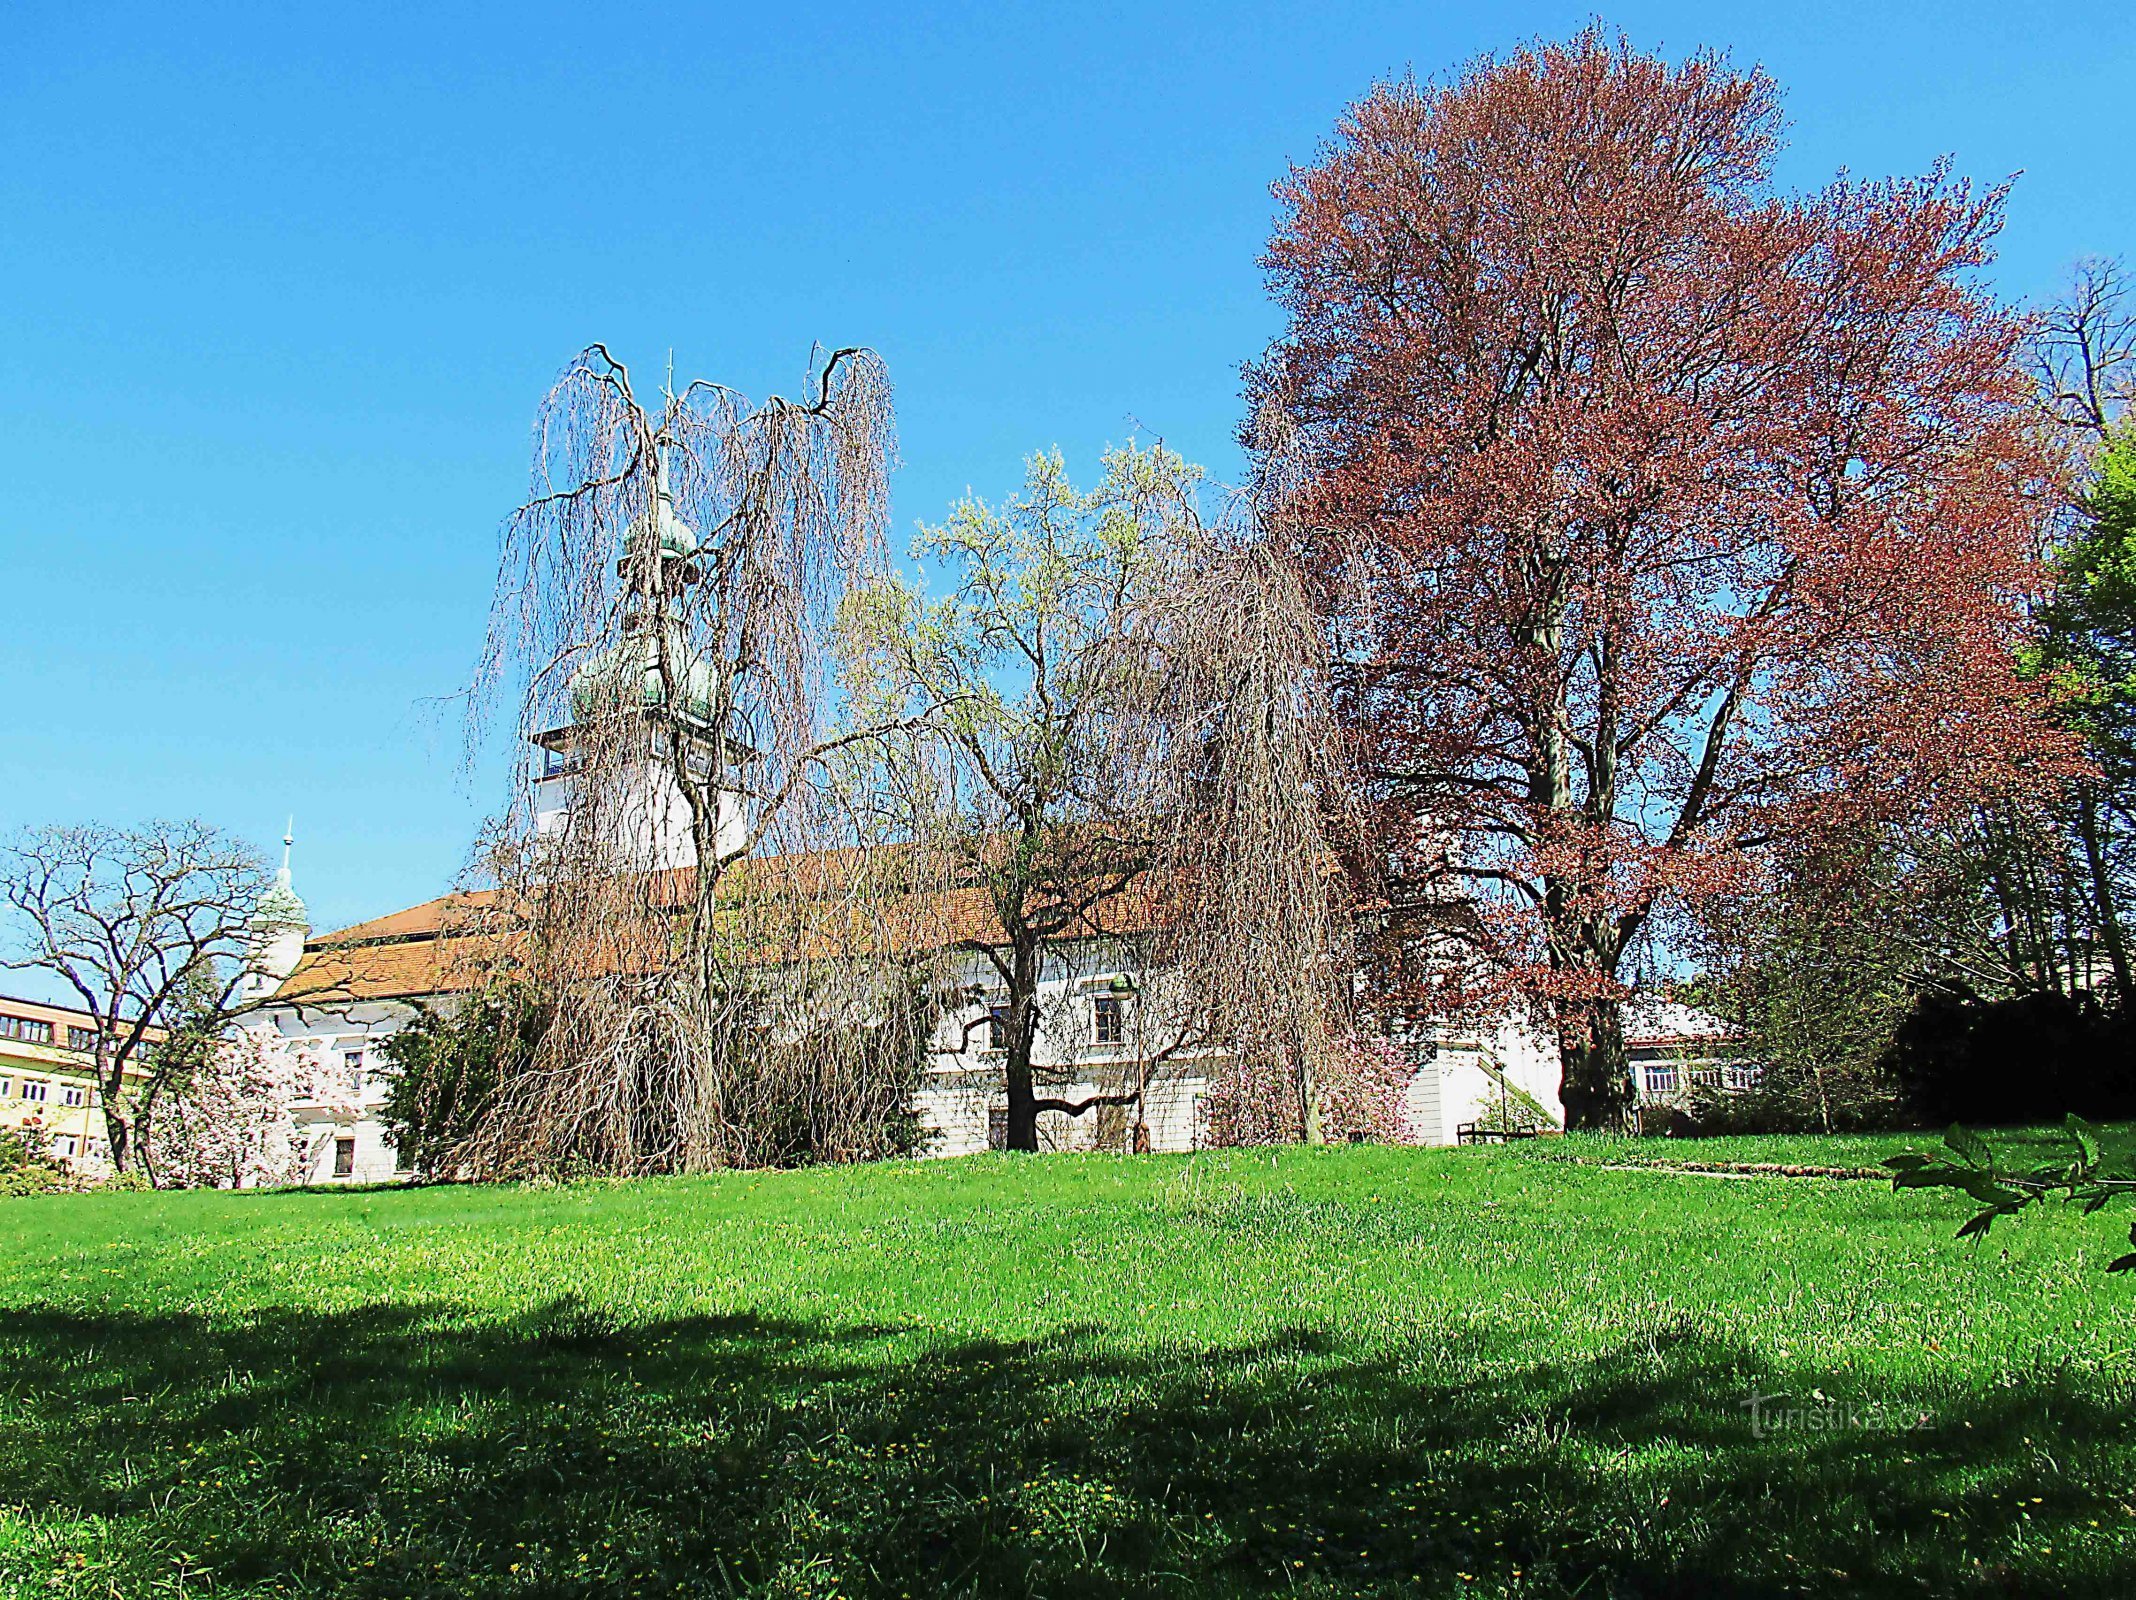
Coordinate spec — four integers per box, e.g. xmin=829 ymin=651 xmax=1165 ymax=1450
xmin=1251 ymin=29 xmax=2076 ymax=1128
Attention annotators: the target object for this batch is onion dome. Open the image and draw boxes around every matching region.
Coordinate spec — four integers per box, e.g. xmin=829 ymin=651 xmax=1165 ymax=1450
xmin=567 ymin=616 xmax=719 ymax=730
xmin=622 ymin=495 xmax=700 ymax=566
xmin=619 ymin=440 xmax=702 ymax=573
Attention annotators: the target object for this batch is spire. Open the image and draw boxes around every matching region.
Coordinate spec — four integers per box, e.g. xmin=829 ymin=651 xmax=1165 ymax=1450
xmin=255 ymin=818 xmax=308 ymax=931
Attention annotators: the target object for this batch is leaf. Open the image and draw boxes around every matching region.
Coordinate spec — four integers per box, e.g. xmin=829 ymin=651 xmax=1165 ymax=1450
xmin=2066 ymin=1112 xmax=2101 ymax=1172
xmin=1956 ymin=1208 xmax=2004 ymax=1242
xmin=1884 ymin=1152 xmax=1934 ymax=1173
xmin=1952 ymin=1170 xmax=2024 ymax=1209
xmin=1943 ymin=1124 xmax=1993 ymax=1172
xmin=2105 ymin=1253 xmax=2136 ymax=1274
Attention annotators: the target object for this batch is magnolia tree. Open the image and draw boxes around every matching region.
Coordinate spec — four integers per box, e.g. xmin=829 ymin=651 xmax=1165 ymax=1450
xmin=1251 ymin=29 xmax=2074 ymax=1127
xmin=143 ymin=1031 xmax=360 ymax=1190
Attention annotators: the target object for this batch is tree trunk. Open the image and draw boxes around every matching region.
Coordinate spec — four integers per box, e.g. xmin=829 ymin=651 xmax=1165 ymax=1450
xmin=1557 ymin=994 xmax=1633 ymax=1132
xmin=2076 ymin=786 xmax=2135 ymax=1015
xmin=101 ymin=1103 xmax=132 ymax=1173
xmin=1297 ymin=1044 xmax=1325 ymax=1145
xmin=1002 ymin=936 xmax=1043 ymax=1152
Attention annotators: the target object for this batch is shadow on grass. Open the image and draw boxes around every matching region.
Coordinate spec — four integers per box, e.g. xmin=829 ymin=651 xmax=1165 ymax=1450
xmin=1 ymin=1298 xmax=2130 ymax=1597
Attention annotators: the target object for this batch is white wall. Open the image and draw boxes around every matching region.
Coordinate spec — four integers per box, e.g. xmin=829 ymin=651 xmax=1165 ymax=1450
xmin=242 ymin=947 xmax=1596 ymax=1178
xmin=1399 ymin=1012 xmax=1564 ymax=1144
xmin=534 ymin=755 xmax=743 ymax=871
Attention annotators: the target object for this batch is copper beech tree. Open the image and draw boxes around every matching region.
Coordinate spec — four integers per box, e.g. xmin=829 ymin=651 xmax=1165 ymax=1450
xmin=1252 ymin=31 xmax=2075 ymax=1127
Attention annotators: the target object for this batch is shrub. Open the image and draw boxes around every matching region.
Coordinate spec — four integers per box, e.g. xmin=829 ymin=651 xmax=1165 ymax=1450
xmin=377 ymin=988 xmax=546 ymax=1181
xmin=1883 ymin=989 xmax=2136 ymax=1126
xmin=0 ymin=1123 xmax=76 ymax=1197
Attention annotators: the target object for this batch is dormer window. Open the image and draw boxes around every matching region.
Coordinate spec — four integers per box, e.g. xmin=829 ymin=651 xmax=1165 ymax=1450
xmin=1093 ymin=994 xmax=1127 ymax=1046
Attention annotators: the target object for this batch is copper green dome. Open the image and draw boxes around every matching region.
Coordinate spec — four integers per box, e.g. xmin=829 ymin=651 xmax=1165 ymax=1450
xmin=568 ymin=618 xmax=718 ymax=729
xmin=622 ymin=495 xmax=700 ymax=566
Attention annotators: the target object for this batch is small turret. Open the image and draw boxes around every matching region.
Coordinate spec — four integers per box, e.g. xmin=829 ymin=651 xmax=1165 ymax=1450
xmin=241 ymin=821 xmax=308 ymax=1002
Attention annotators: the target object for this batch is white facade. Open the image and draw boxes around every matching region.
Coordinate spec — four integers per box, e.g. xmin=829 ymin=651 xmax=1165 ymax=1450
xmin=1398 ymin=1012 xmax=1566 ymax=1145
xmin=237 ymin=996 xmax=434 ymax=1185
xmin=915 ymin=943 xmax=1228 ymax=1156
xmin=238 ymin=928 xmax=1574 ymax=1182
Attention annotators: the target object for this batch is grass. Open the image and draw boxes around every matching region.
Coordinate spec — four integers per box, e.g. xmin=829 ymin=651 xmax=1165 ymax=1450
xmin=1505 ymin=1120 xmax=2136 ymax=1174
xmin=3 ymin=1136 xmax=2135 ymax=1597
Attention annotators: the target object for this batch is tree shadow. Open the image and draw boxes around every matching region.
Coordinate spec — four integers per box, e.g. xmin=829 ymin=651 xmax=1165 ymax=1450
xmin=0 ymin=1297 xmax=2129 ymax=1596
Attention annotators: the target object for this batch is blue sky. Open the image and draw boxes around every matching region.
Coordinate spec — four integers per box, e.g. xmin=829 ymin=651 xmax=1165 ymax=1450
xmin=1 ymin=0 xmax=2128 ymax=966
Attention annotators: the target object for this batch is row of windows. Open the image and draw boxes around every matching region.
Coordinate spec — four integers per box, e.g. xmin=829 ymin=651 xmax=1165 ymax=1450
xmin=1641 ymin=1062 xmax=1760 ymax=1096
xmin=0 ymin=1014 xmax=54 ymax=1045
xmin=984 ymin=993 xmax=1130 ymax=1050
xmin=0 ymin=1076 xmax=90 ymax=1106
xmin=0 ymin=1016 xmax=111 ymax=1054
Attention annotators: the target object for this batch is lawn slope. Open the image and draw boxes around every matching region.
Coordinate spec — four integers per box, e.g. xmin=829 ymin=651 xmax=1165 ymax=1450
xmin=3 ymin=1141 xmax=2133 ymax=1597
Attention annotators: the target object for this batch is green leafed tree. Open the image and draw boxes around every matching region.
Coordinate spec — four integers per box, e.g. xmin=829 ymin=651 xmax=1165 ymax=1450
xmin=847 ymin=445 xmax=1194 ymax=1152
xmin=849 ymin=441 xmax=1372 ymax=1152
xmin=2032 ymin=421 xmax=2136 ymax=1012
xmin=377 ymin=988 xmax=548 ymax=1182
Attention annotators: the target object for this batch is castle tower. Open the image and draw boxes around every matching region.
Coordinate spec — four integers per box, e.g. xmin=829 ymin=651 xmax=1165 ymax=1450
xmin=531 ymin=444 xmax=749 ymax=870
xmin=241 ymin=822 xmax=309 ymax=1002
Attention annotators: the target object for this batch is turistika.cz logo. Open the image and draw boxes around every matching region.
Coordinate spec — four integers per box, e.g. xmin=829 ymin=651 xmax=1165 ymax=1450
xmin=1739 ymin=1390 xmax=1933 ymax=1440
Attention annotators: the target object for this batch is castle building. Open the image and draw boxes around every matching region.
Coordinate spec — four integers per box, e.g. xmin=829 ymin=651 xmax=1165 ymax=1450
xmin=235 ymin=468 xmax=1587 ymax=1182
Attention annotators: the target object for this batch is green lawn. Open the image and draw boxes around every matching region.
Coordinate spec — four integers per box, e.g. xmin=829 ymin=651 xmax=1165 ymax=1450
xmin=3 ymin=1138 xmax=2134 ymax=1598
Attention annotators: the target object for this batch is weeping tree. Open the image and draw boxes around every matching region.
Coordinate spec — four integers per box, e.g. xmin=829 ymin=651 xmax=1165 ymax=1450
xmin=1129 ymin=433 xmax=1387 ymax=1146
xmin=1143 ymin=552 xmax=1374 ymax=1144
xmin=463 ymin=344 xmax=951 ymax=1174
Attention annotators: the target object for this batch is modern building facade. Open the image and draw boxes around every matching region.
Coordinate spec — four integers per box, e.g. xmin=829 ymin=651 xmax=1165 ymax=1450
xmin=0 ymin=994 xmax=149 ymax=1174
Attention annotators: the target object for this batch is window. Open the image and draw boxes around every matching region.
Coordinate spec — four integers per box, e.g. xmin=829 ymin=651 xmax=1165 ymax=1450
xmin=986 ymin=1006 xmax=1010 ymax=1050
xmin=987 ymin=1108 xmax=1008 ymax=1152
xmin=20 ymin=1080 xmax=49 ymax=1104
xmin=1093 ymin=995 xmax=1126 ymax=1046
xmin=0 ymin=1015 xmax=53 ymax=1045
xmin=61 ymin=1085 xmax=86 ymax=1107
xmin=333 ymin=1137 xmax=356 ymax=1178
xmin=67 ymin=1026 xmax=98 ymax=1052
xmin=344 ymin=1051 xmax=366 ymax=1093
xmin=0 ymin=1079 xmax=11 ymax=1099
xmin=1641 ymin=1063 xmax=1679 ymax=1097
xmin=54 ymin=1135 xmax=78 ymax=1158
